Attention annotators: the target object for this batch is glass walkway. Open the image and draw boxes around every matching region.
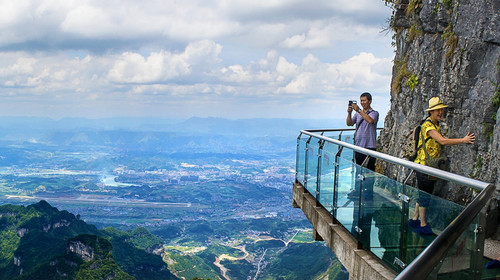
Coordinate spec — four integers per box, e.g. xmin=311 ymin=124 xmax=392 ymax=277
xmin=295 ymin=128 xmax=497 ymax=280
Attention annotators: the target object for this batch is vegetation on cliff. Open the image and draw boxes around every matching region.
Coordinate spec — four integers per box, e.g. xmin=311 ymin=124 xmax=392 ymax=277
xmin=0 ymin=200 xmax=177 ymax=280
xmin=379 ymin=0 xmax=500 ymax=238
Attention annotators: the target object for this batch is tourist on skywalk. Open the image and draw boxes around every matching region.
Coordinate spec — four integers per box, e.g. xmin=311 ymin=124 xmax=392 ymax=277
xmin=346 ymin=92 xmax=379 ymax=199
xmin=409 ymin=97 xmax=476 ymax=235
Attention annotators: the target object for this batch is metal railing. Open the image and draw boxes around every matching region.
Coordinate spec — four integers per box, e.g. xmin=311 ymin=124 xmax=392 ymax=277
xmin=296 ymin=128 xmax=495 ymax=279
xmin=395 ymin=183 xmax=495 ymax=279
xmin=299 ymin=129 xmax=489 ymax=191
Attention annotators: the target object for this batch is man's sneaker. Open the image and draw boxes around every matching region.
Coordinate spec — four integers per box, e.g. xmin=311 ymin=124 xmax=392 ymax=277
xmin=408 ymin=219 xmax=420 ymax=228
xmin=416 ymin=225 xmax=436 ymax=236
xmin=485 ymin=259 xmax=500 ymax=269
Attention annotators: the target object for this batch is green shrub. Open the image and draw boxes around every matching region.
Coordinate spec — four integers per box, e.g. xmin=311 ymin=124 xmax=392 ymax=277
xmin=406 ymin=0 xmax=423 ymax=17
xmin=442 ymin=25 xmax=458 ymax=61
xmin=405 ymin=74 xmax=419 ymax=91
xmin=408 ymin=24 xmax=423 ymax=42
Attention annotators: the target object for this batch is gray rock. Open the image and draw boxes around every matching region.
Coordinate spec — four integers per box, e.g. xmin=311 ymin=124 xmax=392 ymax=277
xmin=380 ymin=0 xmax=500 ymax=238
xmin=68 ymin=240 xmax=94 ymax=261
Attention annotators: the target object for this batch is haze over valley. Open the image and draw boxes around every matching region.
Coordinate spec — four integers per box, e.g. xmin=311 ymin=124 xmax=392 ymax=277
xmin=0 ymin=117 xmax=349 ymax=279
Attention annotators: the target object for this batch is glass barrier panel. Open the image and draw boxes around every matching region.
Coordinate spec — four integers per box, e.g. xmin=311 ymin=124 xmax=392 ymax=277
xmin=296 ymin=136 xmax=307 ymax=185
xmin=355 ymin=166 xmax=405 ymax=272
xmin=295 ymin=130 xmax=480 ymax=278
xmin=333 ymin=156 xmax=468 ymax=274
xmin=431 ymin=215 xmax=484 ymax=280
xmin=322 ymin=131 xmax=342 ymax=140
xmin=338 ymin=133 xmax=355 ymax=161
xmin=340 ymin=133 xmax=355 ymax=145
xmin=403 ymin=181 xmax=466 ymax=271
xmin=305 ymin=139 xmax=321 ymax=197
xmin=330 ymin=130 xmax=379 ymax=164
xmin=333 ymin=156 xmax=358 ymax=236
xmin=322 ymin=131 xmax=354 ymax=143
xmin=317 ymin=143 xmax=337 ymax=213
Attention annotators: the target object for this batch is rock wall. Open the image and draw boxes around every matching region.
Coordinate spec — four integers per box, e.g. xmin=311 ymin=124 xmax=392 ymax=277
xmin=43 ymin=219 xmax=71 ymax=232
xmin=68 ymin=240 xmax=95 ymax=261
xmin=379 ymin=0 xmax=500 ymax=238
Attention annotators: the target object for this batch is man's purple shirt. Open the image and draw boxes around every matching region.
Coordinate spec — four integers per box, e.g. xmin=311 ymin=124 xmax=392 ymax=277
xmin=351 ymin=108 xmax=379 ymax=149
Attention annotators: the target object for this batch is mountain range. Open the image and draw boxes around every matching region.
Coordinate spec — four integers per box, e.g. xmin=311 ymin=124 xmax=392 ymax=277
xmin=0 ymin=200 xmax=177 ymax=280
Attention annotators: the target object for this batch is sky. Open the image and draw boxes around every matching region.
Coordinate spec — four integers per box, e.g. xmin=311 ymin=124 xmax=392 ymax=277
xmin=0 ymin=0 xmax=395 ymax=120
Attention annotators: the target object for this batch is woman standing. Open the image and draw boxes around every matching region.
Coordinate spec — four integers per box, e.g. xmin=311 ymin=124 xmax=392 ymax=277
xmin=409 ymin=97 xmax=476 ymax=235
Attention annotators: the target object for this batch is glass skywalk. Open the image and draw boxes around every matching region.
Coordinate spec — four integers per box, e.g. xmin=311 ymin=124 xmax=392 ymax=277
xmin=295 ymin=129 xmax=492 ymax=279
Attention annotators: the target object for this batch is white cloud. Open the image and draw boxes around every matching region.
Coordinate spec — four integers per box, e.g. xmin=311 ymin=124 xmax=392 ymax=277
xmin=0 ymin=0 xmax=394 ymax=119
xmin=183 ymin=40 xmax=223 ymax=66
xmin=280 ymin=23 xmax=336 ymax=49
xmin=220 ymin=65 xmax=252 ymax=83
xmin=61 ymin=5 xmax=113 ymax=37
xmin=0 ymin=57 xmax=36 ymax=75
xmin=0 ymin=0 xmax=391 ymax=51
xmin=107 ymin=51 xmax=188 ymax=83
xmin=0 ymin=1 xmax=31 ymax=26
xmin=279 ymin=18 xmax=385 ymax=50
xmin=276 ymin=57 xmax=298 ymax=77
xmin=278 ymin=52 xmax=392 ymax=95
xmin=107 ymin=40 xmax=222 ymax=84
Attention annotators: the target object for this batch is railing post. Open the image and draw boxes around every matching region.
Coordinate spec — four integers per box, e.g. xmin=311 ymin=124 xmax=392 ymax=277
xmin=356 ymin=161 xmax=365 ymax=250
xmin=332 ymin=146 xmax=343 ymax=217
xmin=316 ymin=138 xmax=325 ymax=207
xmin=399 ymin=200 xmax=409 ymax=270
xmin=399 ymin=169 xmax=413 ymax=269
xmin=295 ymin=132 xmax=302 ymax=183
xmin=471 ymin=211 xmax=486 ymax=280
xmin=304 ymin=136 xmax=312 ymax=189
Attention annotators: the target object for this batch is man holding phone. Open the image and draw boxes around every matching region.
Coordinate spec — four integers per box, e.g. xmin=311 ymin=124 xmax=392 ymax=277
xmin=346 ymin=92 xmax=379 ymax=199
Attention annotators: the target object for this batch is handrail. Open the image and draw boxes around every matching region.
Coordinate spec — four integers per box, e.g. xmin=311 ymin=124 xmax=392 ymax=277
xmin=299 ymin=128 xmax=494 ymax=279
xmin=395 ymin=183 xmax=496 ymax=279
xmin=300 ymin=129 xmax=489 ymax=191
xmin=299 ymin=127 xmax=382 ymax=133
xmin=300 ymin=128 xmax=356 ymax=133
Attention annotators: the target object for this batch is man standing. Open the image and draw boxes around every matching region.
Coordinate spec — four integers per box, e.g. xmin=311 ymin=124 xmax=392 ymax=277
xmin=346 ymin=92 xmax=379 ymax=199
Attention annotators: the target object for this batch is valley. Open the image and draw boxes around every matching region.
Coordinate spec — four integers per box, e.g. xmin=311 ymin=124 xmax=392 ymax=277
xmin=0 ymin=118 xmax=349 ymax=279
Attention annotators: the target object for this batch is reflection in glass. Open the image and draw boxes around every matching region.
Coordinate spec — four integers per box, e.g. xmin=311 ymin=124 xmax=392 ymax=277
xmin=318 ymin=147 xmax=335 ymax=212
xmin=305 ymin=139 xmax=320 ymax=197
xmin=432 ymin=216 xmax=482 ymax=279
xmin=295 ymin=132 xmax=483 ymax=276
xmin=296 ymin=137 xmax=307 ymax=185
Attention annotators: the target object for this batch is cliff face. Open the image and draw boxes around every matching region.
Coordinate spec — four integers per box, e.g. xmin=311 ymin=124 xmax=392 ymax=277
xmin=68 ymin=240 xmax=96 ymax=262
xmin=379 ymin=0 xmax=500 ymax=237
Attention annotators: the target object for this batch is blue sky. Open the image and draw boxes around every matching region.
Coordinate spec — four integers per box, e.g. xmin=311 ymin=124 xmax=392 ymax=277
xmin=0 ymin=0 xmax=394 ymax=120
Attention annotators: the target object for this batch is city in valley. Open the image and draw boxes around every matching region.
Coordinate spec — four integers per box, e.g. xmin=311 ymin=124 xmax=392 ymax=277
xmin=0 ymin=117 xmax=348 ymax=279
xmin=0 ymin=155 xmax=297 ymax=227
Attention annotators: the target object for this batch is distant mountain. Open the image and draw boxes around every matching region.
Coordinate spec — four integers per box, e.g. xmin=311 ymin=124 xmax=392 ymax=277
xmin=0 ymin=116 xmax=347 ymax=139
xmin=173 ymin=117 xmax=347 ymax=137
xmin=0 ymin=200 xmax=178 ymax=280
xmin=0 ymin=117 xmax=348 ymax=158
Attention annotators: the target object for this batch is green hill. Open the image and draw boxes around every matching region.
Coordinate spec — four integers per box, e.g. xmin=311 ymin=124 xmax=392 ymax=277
xmin=0 ymin=200 xmax=178 ymax=280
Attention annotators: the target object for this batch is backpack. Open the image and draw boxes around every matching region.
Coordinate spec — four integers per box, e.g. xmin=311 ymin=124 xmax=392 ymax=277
xmin=402 ymin=119 xmax=432 ymax=161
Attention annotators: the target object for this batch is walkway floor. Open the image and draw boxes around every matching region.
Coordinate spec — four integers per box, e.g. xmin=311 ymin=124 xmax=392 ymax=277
xmin=484 ymin=239 xmax=500 ymax=260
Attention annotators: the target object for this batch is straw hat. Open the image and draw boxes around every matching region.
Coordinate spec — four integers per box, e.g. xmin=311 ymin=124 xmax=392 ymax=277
xmin=425 ymin=97 xmax=449 ymax=111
